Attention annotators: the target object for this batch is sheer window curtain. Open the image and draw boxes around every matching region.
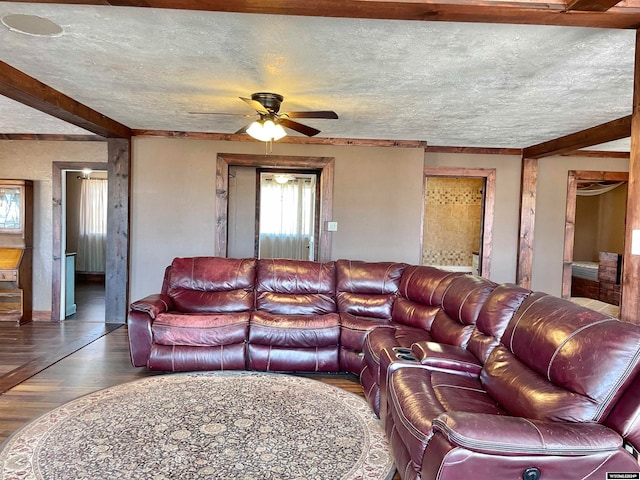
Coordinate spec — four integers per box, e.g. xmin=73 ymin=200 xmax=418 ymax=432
xmin=76 ymin=178 xmax=107 ymax=273
xmin=259 ymin=177 xmax=315 ymax=260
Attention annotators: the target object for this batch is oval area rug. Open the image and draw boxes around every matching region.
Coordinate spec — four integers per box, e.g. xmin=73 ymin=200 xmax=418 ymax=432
xmin=0 ymin=371 xmax=395 ymax=480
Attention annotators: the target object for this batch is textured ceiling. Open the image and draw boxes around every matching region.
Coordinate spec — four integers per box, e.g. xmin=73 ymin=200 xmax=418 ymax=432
xmin=0 ymin=3 xmax=635 ymax=149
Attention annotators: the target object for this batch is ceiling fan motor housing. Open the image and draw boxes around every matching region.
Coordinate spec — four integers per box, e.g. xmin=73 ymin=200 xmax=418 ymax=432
xmin=252 ymin=92 xmax=284 ymax=113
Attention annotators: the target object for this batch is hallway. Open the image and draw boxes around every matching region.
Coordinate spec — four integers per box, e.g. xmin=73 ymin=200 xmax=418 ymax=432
xmin=65 ymin=278 xmax=106 ymax=323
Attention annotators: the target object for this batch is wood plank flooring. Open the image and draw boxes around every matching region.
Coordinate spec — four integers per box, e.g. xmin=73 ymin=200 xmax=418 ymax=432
xmin=0 ymin=323 xmax=401 ymax=479
xmin=0 ymin=321 xmax=120 ymax=394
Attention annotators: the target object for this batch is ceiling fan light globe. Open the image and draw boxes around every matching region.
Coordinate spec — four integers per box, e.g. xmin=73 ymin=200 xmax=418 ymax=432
xmin=273 ymin=124 xmax=287 ymax=141
xmin=274 ymin=174 xmax=291 ymax=184
xmin=246 ymin=119 xmax=288 ymax=142
xmin=263 ymin=120 xmax=276 ymax=138
xmin=247 ymin=120 xmax=270 ymax=142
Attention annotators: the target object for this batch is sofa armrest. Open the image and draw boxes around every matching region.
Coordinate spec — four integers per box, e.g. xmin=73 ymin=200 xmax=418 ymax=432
xmin=130 ymin=294 xmax=173 ymax=320
xmin=411 ymin=341 xmax=482 ymax=376
xmin=432 ymin=412 xmax=623 ymax=456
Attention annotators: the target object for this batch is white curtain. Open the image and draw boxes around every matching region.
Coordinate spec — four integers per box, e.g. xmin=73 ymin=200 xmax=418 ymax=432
xmin=577 ymin=182 xmax=624 ymax=196
xmin=77 ymin=178 xmax=107 ymax=273
xmin=259 ymin=176 xmax=315 ymax=260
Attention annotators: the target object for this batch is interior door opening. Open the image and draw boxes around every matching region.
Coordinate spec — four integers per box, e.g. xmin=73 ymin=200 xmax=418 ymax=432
xmin=563 ymin=171 xmax=628 ymax=317
xmin=421 ymin=167 xmax=495 ymax=279
xmin=62 ymin=169 xmax=107 ymax=322
xmin=220 ymin=153 xmax=334 ymax=262
xmin=256 ymin=169 xmax=320 ymax=261
xmin=422 ymin=176 xmax=486 ymax=275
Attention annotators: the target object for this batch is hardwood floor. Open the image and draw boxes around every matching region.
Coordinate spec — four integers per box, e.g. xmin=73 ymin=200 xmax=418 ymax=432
xmin=0 ymin=323 xmax=401 ymax=479
xmin=0 ymin=321 xmax=120 ymax=394
xmin=0 ymin=326 xmax=148 ymax=443
xmin=65 ymin=278 xmax=106 ymax=322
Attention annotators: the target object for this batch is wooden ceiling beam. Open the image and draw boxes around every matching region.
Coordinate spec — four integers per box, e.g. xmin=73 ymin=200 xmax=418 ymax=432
xmin=0 ymin=61 xmax=131 ymax=138
xmin=566 ymin=0 xmax=623 ymax=12
xmin=0 ymin=134 xmax=105 ymax=141
xmin=132 ymin=129 xmax=428 ymax=148
xmin=523 ymin=115 xmax=631 ymax=159
xmin=9 ymin=0 xmax=640 ymax=29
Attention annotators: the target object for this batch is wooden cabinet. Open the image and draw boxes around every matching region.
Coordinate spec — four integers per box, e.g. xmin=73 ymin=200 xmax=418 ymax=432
xmin=65 ymin=252 xmax=77 ymax=317
xmin=598 ymin=252 xmax=622 ymax=307
xmin=0 ymin=180 xmax=33 ymax=324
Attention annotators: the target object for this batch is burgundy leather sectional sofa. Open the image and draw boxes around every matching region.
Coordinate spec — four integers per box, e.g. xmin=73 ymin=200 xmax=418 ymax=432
xmin=128 ymin=256 xmax=640 ymax=480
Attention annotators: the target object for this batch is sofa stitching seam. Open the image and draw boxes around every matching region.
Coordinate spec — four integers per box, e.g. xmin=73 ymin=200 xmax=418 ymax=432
xmin=594 ymin=339 xmax=640 ymax=421
xmin=581 ymin=452 xmax=615 ymax=480
xmin=508 ymin=295 xmax=544 ymax=353
xmin=522 ymin=417 xmax=545 ymax=449
xmin=431 ymin=384 xmax=487 ymax=394
xmin=546 ymin=318 xmax=611 ymax=381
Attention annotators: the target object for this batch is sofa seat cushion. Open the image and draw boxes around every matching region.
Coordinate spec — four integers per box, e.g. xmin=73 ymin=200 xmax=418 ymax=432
xmin=340 ymin=313 xmax=391 ymax=351
xmin=256 ymin=292 xmax=336 ymax=315
xmin=249 ymin=311 xmax=340 ymax=348
xmin=152 ymin=312 xmax=249 ymax=347
xmin=387 ymin=366 xmax=506 ymax=473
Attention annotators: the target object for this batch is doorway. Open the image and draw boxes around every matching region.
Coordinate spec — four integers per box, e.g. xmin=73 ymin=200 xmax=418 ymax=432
xmin=52 ymin=162 xmax=109 ymax=322
xmin=256 ymin=169 xmax=320 ymax=261
xmin=217 ymin=154 xmax=334 ymax=262
xmin=562 ymin=170 xmax=628 ymax=314
xmin=422 ymin=167 xmax=495 ymax=278
xmin=63 ymin=169 xmax=107 ymax=322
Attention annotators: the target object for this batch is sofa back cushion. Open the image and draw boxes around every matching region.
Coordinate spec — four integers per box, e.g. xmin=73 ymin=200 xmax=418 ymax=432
xmin=429 ymin=275 xmax=497 ymax=347
xmin=466 ymin=284 xmax=530 ymax=363
xmin=392 ymin=266 xmax=464 ymax=330
xmin=256 ymin=259 xmax=336 ymax=315
xmin=482 ymin=292 xmax=640 ymax=423
xmin=603 ymin=370 xmax=640 ymax=449
xmin=166 ymin=257 xmax=256 ymax=313
xmin=336 ymin=259 xmax=406 ymax=319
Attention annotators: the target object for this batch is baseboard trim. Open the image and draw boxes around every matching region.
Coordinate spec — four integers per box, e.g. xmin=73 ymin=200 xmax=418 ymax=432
xmin=32 ymin=310 xmax=53 ymax=322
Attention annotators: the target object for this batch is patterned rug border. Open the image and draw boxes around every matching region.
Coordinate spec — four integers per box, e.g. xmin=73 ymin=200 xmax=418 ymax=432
xmin=0 ymin=371 xmax=396 ymax=480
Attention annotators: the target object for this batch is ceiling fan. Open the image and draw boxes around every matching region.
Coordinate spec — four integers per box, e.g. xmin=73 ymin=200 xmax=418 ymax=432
xmin=190 ymin=92 xmax=338 ymax=141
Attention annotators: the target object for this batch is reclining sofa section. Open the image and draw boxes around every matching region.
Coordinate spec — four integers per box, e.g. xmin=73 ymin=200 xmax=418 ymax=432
xmin=129 ymin=256 xmax=407 ymax=373
xmin=128 ymin=256 xmax=640 ymax=480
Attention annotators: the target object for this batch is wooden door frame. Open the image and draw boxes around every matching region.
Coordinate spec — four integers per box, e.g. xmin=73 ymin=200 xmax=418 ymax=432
xmin=422 ymin=167 xmax=496 ymax=278
xmin=52 ymin=139 xmax=130 ymax=324
xmin=52 ymin=161 xmax=107 ymax=321
xmin=216 ymin=154 xmax=334 ymax=262
xmin=562 ymin=170 xmax=628 ymax=298
xmin=254 ymin=168 xmax=322 ymax=261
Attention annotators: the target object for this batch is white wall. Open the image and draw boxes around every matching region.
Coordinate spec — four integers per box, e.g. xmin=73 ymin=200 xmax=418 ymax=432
xmin=130 ymin=137 xmax=425 ymax=300
xmin=532 ymin=155 xmax=629 ymax=296
xmin=0 ymin=141 xmax=107 ymax=315
xmin=4 ymin=137 xmax=627 ymax=314
xmin=228 ymin=166 xmax=257 ymax=258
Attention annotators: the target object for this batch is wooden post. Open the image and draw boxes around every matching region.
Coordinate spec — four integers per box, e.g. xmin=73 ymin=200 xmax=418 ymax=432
xmin=215 ymin=155 xmax=229 ymax=257
xmin=516 ymin=157 xmax=538 ymax=289
xmin=106 ymin=138 xmax=130 ymax=324
xmin=562 ymin=172 xmax=577 ymax=298
xmin=620 ymin=30 xmax=640 ymax=325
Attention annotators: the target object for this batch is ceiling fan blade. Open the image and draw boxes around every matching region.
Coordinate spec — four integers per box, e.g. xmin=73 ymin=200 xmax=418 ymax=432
xmin=239 ymin=97 xmax=269 ymax=115
xmin=278 ymin=118 xmax=321 ymax=137
xmin=282 ymin=111 xmax=338 ymax=119
xmin=235 ymin=124 xmax=250 ymax=135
